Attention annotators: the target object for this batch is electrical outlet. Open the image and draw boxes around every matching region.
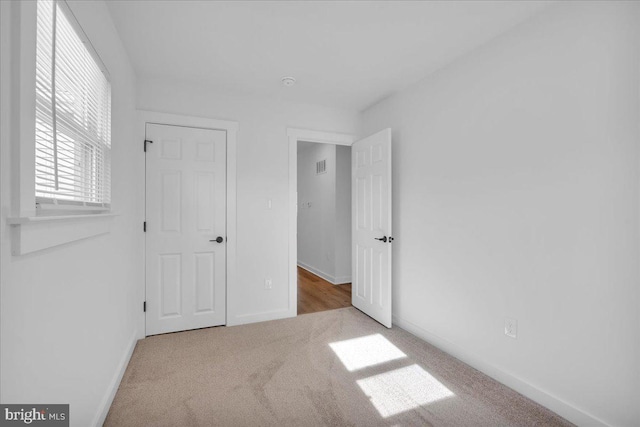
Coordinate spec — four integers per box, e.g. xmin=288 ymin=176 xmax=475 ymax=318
xmin=504 ymin=317 xmax=517 ymax=339
xmin=265 ymin=279 xmax=272 ymax=290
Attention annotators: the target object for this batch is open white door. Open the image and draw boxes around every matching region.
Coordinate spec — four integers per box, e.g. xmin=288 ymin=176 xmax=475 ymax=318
xmin=352 ymin=128 xmax=392 ymax=328
xmin=145 ymin=123 xmax=227 ymax=335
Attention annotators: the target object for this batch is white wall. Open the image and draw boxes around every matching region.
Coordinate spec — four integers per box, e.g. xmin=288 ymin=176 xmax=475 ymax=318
xmin=334 ymin=145 xmax=352 ymax=282
xmin=0 ymin=1 xmax=142 ymax=426
xmin=361 ymin=2 xmax=639 ymax=426
xmin=297 ymin=143 xmax=351 ymax=284
xmin=137 ymin=78 xmax=360 ymax=324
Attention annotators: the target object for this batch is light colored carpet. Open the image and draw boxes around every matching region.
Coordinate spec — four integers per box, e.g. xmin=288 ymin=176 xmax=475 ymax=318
xmin=105 ymin=307 xmax=572 ymax=427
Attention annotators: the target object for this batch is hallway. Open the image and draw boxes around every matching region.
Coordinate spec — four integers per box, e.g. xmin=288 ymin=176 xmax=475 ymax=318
xmin=297 ymin=267 xmax=351 ymax=315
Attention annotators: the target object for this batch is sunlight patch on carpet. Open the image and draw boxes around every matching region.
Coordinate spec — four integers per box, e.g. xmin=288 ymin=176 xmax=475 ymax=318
xmin=329 ymin=334 xmax=407 ymax=372
xmin=357 ymin=364 xmax=454 ymax=417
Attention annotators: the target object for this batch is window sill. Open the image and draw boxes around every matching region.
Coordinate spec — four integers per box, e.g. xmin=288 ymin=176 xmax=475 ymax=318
xmin=7 ymin=213 xmax=117 ymax=255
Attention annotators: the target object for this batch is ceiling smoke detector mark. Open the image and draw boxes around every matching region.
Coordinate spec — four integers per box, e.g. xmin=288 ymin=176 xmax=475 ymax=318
xmin=316 ymin=159 xmax=327 ymax=175
xmin=281 ymin=76 xmax=296 ymax=87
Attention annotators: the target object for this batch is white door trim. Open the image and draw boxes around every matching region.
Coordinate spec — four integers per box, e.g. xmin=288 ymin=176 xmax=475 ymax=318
xmin=287 ymin=128 xmax=356 ymax=317
xmin=138 ymin=110 xmax=238 ymax=337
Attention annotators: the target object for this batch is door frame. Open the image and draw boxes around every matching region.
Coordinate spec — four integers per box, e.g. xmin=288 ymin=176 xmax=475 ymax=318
xmin=287 ymin=128 xmax=356 ymax=316
xmin=138 ymin=110 xmax=238 ymax=337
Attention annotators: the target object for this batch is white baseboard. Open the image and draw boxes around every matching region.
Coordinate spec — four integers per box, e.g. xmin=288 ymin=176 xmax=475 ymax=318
xmin=229 ymin=308 xmax=295 ymax=326
xmin=393 ymin=315 xmax=609 ymax=427
xmin=297 ymin=262 xmax=351 ymax=285
xmin=334 ymin=275 xmax=352 ymax=285
xmin=92 ymin=330 xmax=138 ymax=427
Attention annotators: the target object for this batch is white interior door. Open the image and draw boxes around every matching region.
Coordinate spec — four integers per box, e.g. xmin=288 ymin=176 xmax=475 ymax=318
xmin=352 ymin=128 xmax=392 ymax=328
xmin=145 ymin=123 xmax=227 ymax=336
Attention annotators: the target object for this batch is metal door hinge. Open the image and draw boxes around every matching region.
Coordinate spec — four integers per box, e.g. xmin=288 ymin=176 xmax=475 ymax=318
xmin=143 ymin=301 xmax=146 ymax=312
xmin=143 ymin=221 xmax=146 ymax=232
xmin=144 ymin=139 xmax=153 ymax=152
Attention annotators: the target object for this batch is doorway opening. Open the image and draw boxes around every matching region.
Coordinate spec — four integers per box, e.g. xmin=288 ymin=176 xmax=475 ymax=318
xmin=288 ymin=127 xmax=393 ymax=327
xmin=287 ymin=128 xmax=355 ymax=319
xmin=296 ymin=141 xmax=352 ymax=315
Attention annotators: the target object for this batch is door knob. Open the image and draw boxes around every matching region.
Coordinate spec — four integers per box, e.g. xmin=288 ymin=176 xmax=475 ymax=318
xmin=375 ymin=236 xmax=387 ymax=243
xmin=210 ymin=236 xmax=224 ymax=243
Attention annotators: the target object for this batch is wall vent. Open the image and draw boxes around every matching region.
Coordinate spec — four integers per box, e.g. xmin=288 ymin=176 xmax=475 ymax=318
xmin=316 ymin=159 xmax=327 ymax=175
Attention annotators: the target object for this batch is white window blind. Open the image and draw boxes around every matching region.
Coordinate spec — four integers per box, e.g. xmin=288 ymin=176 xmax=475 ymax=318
xmin=35 ymin=0 xmax=111 ymax=209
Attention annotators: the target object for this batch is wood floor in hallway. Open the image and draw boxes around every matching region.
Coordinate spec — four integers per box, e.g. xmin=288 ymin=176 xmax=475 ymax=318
xmin=297 ymin=266 xmax=351 ymax=315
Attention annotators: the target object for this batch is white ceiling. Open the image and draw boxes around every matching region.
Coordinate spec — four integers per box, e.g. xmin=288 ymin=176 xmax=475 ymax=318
xmin=106 ymin=0 xmax=550 ymax=111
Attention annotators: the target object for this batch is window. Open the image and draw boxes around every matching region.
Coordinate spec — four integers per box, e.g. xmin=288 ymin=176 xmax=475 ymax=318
xmin=35 ymin=0 xmax=111 ymax=211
